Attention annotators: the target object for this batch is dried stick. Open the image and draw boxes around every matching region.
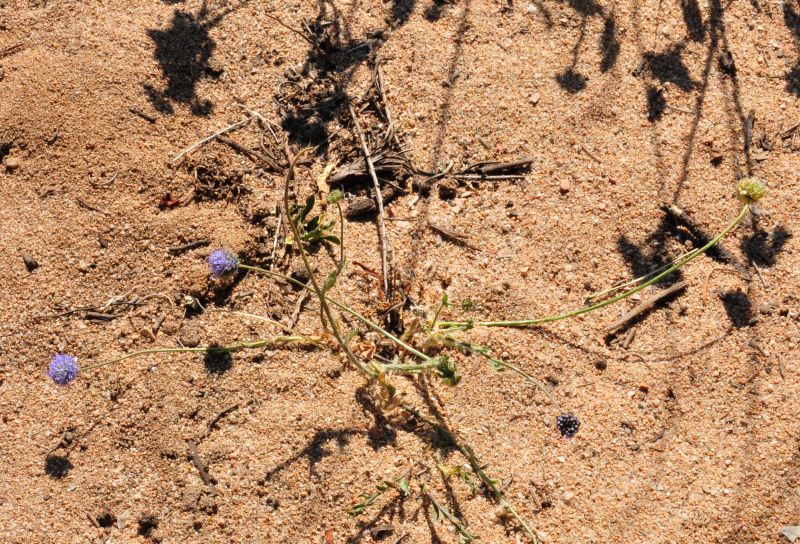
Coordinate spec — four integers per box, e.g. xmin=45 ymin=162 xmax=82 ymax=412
xmin=187 ymin=440 xmax=216 ymax=492
xmin=347 ymin=100 xmax=392 ymax=301
xmin=217 ymin=135 xmax=283 ymax=171
xmin=605 ymin=281 xmax=688 ymax=333
xmin=172 ymin=118 xmax=250 ymax=163
xmin=477 ymin=157 xmax=534 ymax=175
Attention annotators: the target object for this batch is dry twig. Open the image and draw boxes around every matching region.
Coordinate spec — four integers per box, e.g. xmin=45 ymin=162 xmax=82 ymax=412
xmin=347 ymin=100 xmax=393 ymax=300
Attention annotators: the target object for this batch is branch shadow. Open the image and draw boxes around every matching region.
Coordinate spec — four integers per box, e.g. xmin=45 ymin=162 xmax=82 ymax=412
xmin=600 ymin=13 xmax=621 ymax=73
xmin=144 ymin=2 xmax=248 ymax=115
xmin=718 ymin=289 xmax=753 ymax=328
xmin=355 ymin=385 xmax=399 ymax=449
xmin=741 ymin=224 xmax=792 ymax=267
xmin=44 ymin=454 xmax=73 ymax=478
xmin=552 ymin=0 xmax=620 ymax=92
xmin=680 ymin=0 xmax=706 ymax=42
xmin=784 ymin=1 xmax=800 ymax=96
xmin=644 ymin=44 xmax=697 ymax=92
xmin=347 ymin=494 xmax=409 ymax=543
xmin=260 ymin=428 xmax=362 ymax=482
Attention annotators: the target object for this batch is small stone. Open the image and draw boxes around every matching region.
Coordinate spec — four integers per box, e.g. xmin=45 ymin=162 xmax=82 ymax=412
xmin=5 ymin=157 xmax=20 ymax=171
xmin=559 ymin=179 xmax=571 ymax=193
xmin=22 ymin=254 xmax=39 ymax=272
xmin=594 ymin=360 xmax=607 ymax=371
xmin=179 ymin=325 xmax=204 ymax=348
xmin=494 ymin=506 xmax=511 ymax=520
xmin=501 ymin=223 xmax=512 ymax=233
xmin=77 ymin=261 xmax=92 ymax=273
xmin=529 ymin=92 xmax=540 ymax=105
xmin=758 ymin=301 xmax=776 ymax=315
xmin=562 ymin=490 xmax=574 ymax=504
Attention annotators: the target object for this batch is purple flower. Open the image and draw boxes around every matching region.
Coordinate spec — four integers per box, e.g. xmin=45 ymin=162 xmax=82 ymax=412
xmin=48 ymin=354 xmax=79 ymax=385
xmin=556 ymin=413 xmax=580 ymax=438
xmin=207 ymin=249 xmax=239 ymax=278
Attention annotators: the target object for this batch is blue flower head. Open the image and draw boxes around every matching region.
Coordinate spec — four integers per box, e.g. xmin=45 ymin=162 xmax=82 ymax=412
xmin=556 ymin=413 xmax=580 ymax=438
xmin=48 ymin=354 xmax=79 ymax=385
xmin=207 ymin=249 xmax=239 ymax=278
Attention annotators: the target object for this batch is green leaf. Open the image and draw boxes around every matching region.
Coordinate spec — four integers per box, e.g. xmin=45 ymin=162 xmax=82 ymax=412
xmin=431 ymin=502 xmax=441 ymax=523
xmin=435 ymin=355 xmax=461 ymax=386
xmin=306 ymin=215 xmax=321 ymax=232
xmin=300 ymin=194 xmax=315 ymax=221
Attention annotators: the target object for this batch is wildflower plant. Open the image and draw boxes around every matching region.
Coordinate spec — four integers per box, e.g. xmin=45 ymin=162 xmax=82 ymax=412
xmin=47 ymin=354 xmax=79 ymax=385
xmin=46 ymin=155 xmax=765 ymax=543
xmin=207 ymin=249 xmax=239 ymax=278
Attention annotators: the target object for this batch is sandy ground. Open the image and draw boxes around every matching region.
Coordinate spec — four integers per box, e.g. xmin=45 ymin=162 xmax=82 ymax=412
xmin=1 ymin=0 xmax=799 ymax=542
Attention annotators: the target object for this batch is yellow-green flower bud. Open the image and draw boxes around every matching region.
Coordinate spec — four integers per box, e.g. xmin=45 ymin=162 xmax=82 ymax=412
xmin=737 ymin=177 xmax=766 ymax=203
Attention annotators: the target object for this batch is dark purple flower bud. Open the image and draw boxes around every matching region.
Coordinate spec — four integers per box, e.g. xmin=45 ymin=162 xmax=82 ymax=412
xmin=207 ymin=249 xmax=239 ymax=278
xmin=48 ymin=354 xmax=79 ymax=385
xmin=556 ymin=413 xmax=580 ymax=438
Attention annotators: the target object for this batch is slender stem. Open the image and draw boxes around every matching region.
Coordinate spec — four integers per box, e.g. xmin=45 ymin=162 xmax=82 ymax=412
xmin=380 ymin=358 xmax=440 ymax=373
xmin=239 ymin=264 xmax=430 ymax=362
xmin=584 ymin=247 xmax=701 ymax=303
xmin=442 ymin=337 xmax=562 ymax=411
xmin=421 ymin=484 xmax=478 ymax=542
xmin=429 ymin=295 xmax=448 ymax=330
xmin=79 ymin=338 xmax=302 ymax=373
xmin=402 ymin=404 xmax=539 ymax=543
xmin=282 ymin=151 xmax=375 ymax=379
xmin=438 ymin=204 xmax=750 ymax=329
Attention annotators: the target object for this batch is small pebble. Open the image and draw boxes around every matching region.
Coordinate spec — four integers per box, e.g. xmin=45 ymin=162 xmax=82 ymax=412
xmin=494 ymin=506 xmax=511 ymax=520
xmin=758 ymin=301 xmax=776 ymax=315
xmin=22 ymin=254 xmax=39 ymax=272
xmin=502 ymin=223 xmax=512 ymax=233
xmin=559 ymin=179 xmax=571 ymax=193
xmin=562 ymin=490 xmax=574 ymax=504
xmin=529 ymin=92 xmax=540 ymax=105
xmin=77 ymin=261 xmax=92 ymax=273
xmin=5 ymin=157 xmax=20 ymax=171
xmin=179 ymin=325 xmax=204 ymax=348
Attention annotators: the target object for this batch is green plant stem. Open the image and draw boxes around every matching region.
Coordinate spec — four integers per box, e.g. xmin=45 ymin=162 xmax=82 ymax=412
xmin=584 ymin=247 xmax=701 ymax=303
xmin=402 ymin=404 xmax=539 ymax=544
xmin=379 ymin=358 xmax=441 ymax=373
xmin=80 ymin=338 xmax=303 ymax=373
xmin=238 ymin=264 xmax=430 ymax=362
xmin=429 ymin=295 xmax=448 ymax=330
xmin=442 ymin=337 xmax=562 ymax=411
xmin=421 ymin=484 xmax=478 ymax=543
xmin=438 ymin=204 xmax=750 ymax=329
xmin=282 ymin=150 xmax=376 ymax=379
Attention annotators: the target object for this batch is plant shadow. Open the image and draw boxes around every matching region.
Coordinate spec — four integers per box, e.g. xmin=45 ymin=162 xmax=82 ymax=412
xmin=44 ymin=454 xmax=73 ymax=478
xmin=144 ymin=4 xmax=235 ymax=116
